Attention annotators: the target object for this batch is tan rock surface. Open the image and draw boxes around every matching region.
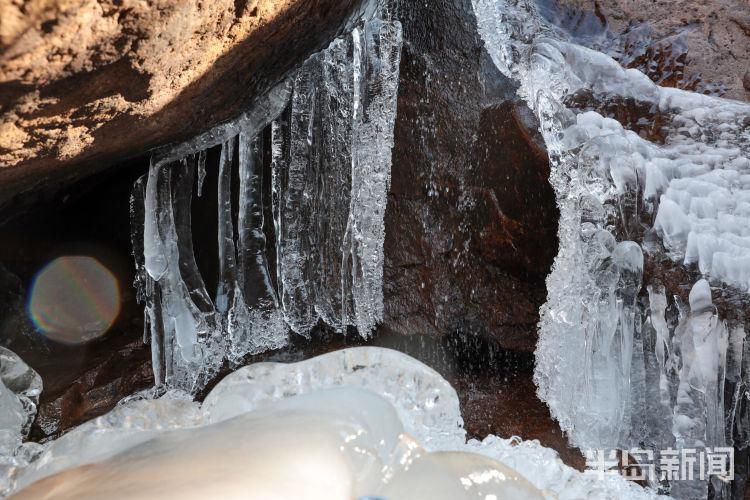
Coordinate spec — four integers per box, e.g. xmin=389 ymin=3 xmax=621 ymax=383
xmin=0 ymin=0 xmax=371 ymax=210
xmin=557 ymin=0 xmax=750 ymax=100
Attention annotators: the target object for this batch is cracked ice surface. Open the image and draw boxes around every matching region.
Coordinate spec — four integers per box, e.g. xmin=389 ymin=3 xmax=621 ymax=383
xmin=131 ymin=14 xmax=402 ymax=393
xmin=6 ymin=348 xmax=664 ymax=499
xmin=472 ymin=0 xmax=750 ymax=496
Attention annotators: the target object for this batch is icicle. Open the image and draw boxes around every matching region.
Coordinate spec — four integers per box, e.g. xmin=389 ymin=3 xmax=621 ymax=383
xmin=237 ymin=132 xmax=277 ymax=306
xmin=670 ymin=281 xmax=729 ymax=499
xmin=130 ymin=174 xmax=164 ymax=385
xmin=216 ymin=137 xmax=238 ymax=315
xmin=270 ymin=118 xmax=288 ymax=307
xmin=274 ymin=63 xmax=320 ymax=335
xmin=346 ymin=17 xmax=402 ymax=336
xmin=196 ymin=150 xmax=207 ymax=197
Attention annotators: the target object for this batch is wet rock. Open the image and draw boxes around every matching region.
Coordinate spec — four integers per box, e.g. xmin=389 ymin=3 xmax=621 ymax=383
xmin=0 ymin=0 xmax=374 ymax=213
xmin=384 ymin=0 xmax=558 ymax=352
xmin=2 ymin=275 xmax=153 ymax=441
xmin=32 ymin=338 xmax=152 ymax=439
xmin=452 ymin=355 xmax=586 ymax=471
xmin=0 ymin=161 xmax=154 ymax=439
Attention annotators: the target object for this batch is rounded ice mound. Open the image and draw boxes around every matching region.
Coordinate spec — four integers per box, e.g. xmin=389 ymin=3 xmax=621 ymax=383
xmin=11 ymin=388 xmax=406 ymax=500
xmin=12 ymin=398 xmax=204 ymax=493
xmin=0 ymin=347 xmax=42 ymax=496
xmin=7 ymin=347 xmax=663 ymax=499
xmin=202 ymin=346 xmax=466 ymax=449
xmin=10 ymin=387 xmax=541 ymax=500
xmin=381 ymin=449 xmax=544 ymax=499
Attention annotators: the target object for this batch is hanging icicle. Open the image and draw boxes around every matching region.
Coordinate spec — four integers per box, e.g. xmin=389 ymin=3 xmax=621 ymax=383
xmin=130 ymin=12 xmax=403 ymax=392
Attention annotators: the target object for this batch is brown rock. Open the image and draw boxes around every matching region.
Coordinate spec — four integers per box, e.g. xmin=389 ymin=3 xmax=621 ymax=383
xmin=384 ymin=0 xmax=558 ymax=352
xmin=744 ymin=70 xmax=750 ymax=91
xmin=0 ymin=0 xmax=372 ymax=212
xmin=32 ymin=338 xmax=153 ymax=438
xmin=553 ymin=0 xmax=750 ymax=100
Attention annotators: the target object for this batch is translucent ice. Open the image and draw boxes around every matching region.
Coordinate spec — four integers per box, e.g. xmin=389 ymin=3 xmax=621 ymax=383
xmin=472 ymin=0 xmax=750 ymax=495
xmin=380 ymin=449 xmax=544 ymax=500
xmin=271 ymin=17 xmax=402 ymax=336
xmin=0 ymin=348 xmax=41 ymax=458
xmin=0 ymin=348 xmax=42 ymax=497
xmin=8 ymin=348 xmax=661 ymax=500
xmin=13 ymin=390 xmax=402 ymax=500
xmin=131 ymin=12 xmax=403 ymax=392
xmin=12 ymin=398 xmax=204 ymax=494
xmin=201 ymin=346 xmax=465 ymax=449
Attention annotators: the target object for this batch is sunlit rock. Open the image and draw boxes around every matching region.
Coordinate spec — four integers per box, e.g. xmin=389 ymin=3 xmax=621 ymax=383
xmin=0 ymin=0 xmax=380 ymax=213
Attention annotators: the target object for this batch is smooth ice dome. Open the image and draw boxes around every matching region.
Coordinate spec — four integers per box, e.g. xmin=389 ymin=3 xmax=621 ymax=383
xmin=6 ymin=348 xmax=663 ymax=499
xmin=11 ymin=391 xmax=541 ymax=500
xmin=12 ymin=389 xmax=402 ymax=500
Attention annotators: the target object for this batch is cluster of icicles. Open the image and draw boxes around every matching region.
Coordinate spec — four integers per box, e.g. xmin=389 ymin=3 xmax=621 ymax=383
xmin=473 ymin=0 xmax=750 ymax=498
xmin=130 ymin=16 xmax=402 ymax=392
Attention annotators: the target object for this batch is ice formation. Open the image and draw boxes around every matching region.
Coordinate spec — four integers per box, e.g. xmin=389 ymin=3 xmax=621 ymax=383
xmin=0 ymin=348 xmax=42 ymax=497
xmin=472 ymin=0 xmax=750 ymax=496
xmin=130 ymin=12 xmax=402 ymax=392
xmin=6 ymin=347 xmax=663 ymax=499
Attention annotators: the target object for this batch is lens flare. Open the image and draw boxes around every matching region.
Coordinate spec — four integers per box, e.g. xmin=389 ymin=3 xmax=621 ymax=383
xmin=28 ymin=256 xmax=120 ymax=344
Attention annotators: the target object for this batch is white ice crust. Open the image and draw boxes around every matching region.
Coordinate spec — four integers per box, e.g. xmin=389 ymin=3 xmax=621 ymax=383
xmin=5 ymin=347 xmax=665 ymax=499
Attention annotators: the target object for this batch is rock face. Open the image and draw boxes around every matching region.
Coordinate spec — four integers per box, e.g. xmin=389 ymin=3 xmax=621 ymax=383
xmin=384 ymin=0 xmax=558 ymax=352
xmin=0 ymin=162 xmax=154 ymax=440
xmin=552 ymin=0 xmax=750 ymax=100
xmin=0 ymin=0 xmax=373 ymax=211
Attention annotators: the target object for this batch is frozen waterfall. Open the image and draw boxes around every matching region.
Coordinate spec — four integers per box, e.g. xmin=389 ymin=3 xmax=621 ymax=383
xmin=130 ymin=15 xmax=403 ymax=392
xmin=473 ymin=0 xmax=750 ymax=497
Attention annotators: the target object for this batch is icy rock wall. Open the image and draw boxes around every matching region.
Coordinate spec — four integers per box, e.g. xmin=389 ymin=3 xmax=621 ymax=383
xmin=130 ymin=14 xmax=402 ymax=393
xmin=472 ymin=0 xmax=750 ymax=496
